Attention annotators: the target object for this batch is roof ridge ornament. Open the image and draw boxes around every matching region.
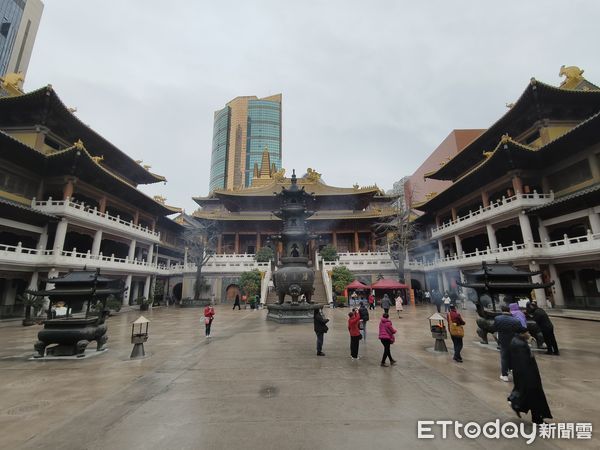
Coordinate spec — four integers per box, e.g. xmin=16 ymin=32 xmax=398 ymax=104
xmin=73 ymin=139 xmax=86 ymax=150
xmin=559 ymin=65 xmax=585 ymax=89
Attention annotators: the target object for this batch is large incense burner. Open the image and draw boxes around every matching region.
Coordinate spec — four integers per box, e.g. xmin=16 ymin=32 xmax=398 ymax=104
xmin=29 ymin=269 xmax=123 ymax=358
xmin=267 ymin=170 xmax=322 ymax=322
xmin=458 ymin=262 xmax=552 ymax=348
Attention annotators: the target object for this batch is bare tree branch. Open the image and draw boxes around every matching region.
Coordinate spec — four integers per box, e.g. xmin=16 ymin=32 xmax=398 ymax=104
xmin=183 ymin=218 xmax=219 ymax=300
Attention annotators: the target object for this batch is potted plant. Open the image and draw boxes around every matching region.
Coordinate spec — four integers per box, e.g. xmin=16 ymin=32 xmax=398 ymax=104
xmin=136 ymin=296 xmax=149 ymax=311
xmin=105 ymin=294 xmax=122 ymax=315
xmin=18 ymin=293 xmax=44 ymax=326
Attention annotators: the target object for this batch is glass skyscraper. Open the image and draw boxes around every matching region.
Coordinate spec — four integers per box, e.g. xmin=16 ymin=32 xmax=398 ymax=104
xmin=208 ymin=94 xmax=282 ymax=192
xmin=0 ymin=0 xmax=44 ymax=78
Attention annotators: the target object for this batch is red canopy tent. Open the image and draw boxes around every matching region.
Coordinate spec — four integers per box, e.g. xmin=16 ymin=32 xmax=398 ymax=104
xmin=370 ymin=279 xmax=408 ymax=290
xmin=346 ymin=280 xmax=368 ymax=290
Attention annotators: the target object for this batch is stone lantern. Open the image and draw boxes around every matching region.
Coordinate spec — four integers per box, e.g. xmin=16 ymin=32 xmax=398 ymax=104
xmin=130 ymin=315 xmax=149 ymax=359
xmin=428 ymin=312 xmax=448 ymax=352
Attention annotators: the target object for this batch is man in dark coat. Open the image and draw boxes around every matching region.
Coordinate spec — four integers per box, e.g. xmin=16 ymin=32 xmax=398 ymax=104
xmin=527 ymin=302 xmax=559 ymax=355
xmin=494 ymin=305 xmax=523 ymax=382
xmin=432 ymin=289 xmax=442 ymax=313
xmin=313 ymin=309 xmax=329 ymax=356
xmin=358 ymin=302 xmax=369 ymax=341
xmin=508 ymin=330 xmax=552 ymax=424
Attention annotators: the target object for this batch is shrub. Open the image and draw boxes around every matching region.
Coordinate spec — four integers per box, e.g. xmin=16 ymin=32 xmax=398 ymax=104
xmin=320 ymin=244 xmax=339 ymax=261
xmin=240 ymin=269 xmax=262 ymax=297
xmin=336 ymin=295 xmax=347 ymax=307
xmin=331 ymin=265 xmax=354 ymax=294
xmin=255 ymin=247 xmax=274 ymax=262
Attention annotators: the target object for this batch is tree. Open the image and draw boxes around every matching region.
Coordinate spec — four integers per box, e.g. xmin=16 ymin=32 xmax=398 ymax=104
xmin=319 ymin=244 xmax=338 ymax=262
xmin=331 ymin=265 xmax=354 ymax=294
xmin=240 ymin=269 xmax=261 ymax=298
xmin=376 ymin=181 xmax=418 ymax=283
xmin=183 ymin=218 xmax=219 ymax=300
xmin=255 ymin=246 xmax=274 ymax=262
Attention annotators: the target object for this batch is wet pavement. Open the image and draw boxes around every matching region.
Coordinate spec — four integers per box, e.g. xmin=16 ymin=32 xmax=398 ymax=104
xmin=0 ymin=304 xmax=598 ymax=449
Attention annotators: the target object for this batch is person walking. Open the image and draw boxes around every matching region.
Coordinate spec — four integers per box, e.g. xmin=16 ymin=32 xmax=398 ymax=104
xmin=494 ymin=305 xmax=523 ymax=382
xmin=348 ymin=309 xmax=362 ymax=360
xmin=381 ymin=293 xmax=391 ymax=315
xmin=233 ymin=294 xmax=241 ymax=310
xmin=447 ymin=304 xmax=465 ymax=362
xmin=432 ymin=290 xmax=442 ymax=313
xmin=527 ymin=302 xmax=559 ymax=355
xmin=442 ymin=291 xmax=452 ymax=312
xmin=358 ymin=302 xmax=369 ymax=341
xmin=378 ymin=313 xmax=397 ymax=366
xmin=203 ymin=305 xmax=215 ymax=338
xmin=508 ymin=329 xmax=553 ymax=424
xmin=368 ymin=293 xmax=375 ymax=310
xmin=395 ymin=293 xmax=404 ymax=318
xmin=313 ymin=309 xmax=329 ymax=356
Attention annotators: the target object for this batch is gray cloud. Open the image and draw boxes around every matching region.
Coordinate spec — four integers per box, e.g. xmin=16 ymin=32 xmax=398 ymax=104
xmin=24 ymin=0 xmax=600 ymax=212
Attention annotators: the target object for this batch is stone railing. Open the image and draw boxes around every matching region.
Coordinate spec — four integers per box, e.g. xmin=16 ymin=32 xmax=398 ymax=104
xmin=319 ymin=251 xmax=396 ymax=271
xmin=407 ymin=230 xmax=600 ymax=271
xmin=431 ymin=192 xmax=554 ymax=239
xmin=32 ymin=198 xmax=161 ymax=242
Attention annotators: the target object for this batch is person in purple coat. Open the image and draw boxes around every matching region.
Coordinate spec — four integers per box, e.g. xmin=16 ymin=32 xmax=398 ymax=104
xmin=509 ymin=302 xmax=527 ymax=329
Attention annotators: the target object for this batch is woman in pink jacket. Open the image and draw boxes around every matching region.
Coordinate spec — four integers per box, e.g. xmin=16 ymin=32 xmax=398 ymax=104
xmin=378 ymin=313 xmax=397 ymax=366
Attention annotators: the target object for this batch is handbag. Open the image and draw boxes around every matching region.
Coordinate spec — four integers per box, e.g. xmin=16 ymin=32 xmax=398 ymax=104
xmin=204 ymin=317 xmax=210 ymax=325
xmin=447 ymin=313 xmax=464 ymax=337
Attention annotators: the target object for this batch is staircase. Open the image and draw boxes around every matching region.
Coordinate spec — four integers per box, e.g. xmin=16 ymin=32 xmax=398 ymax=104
xmin=265 ymin=269 xmax=329 ymax=304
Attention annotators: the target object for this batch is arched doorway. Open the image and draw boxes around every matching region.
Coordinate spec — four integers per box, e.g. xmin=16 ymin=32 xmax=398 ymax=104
xmin=225 ymin=284 xmax=241 ymax=304
xmin=172 ymin=283 xmax=182 ymax=301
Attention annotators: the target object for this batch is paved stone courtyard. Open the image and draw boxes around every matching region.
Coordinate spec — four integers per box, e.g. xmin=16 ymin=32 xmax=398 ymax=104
xmin=0 ymin=305 xmax=598 ymax=449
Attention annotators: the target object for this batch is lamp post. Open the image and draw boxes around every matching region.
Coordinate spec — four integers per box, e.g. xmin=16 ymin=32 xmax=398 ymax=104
xmin=130 ymin=315 xmax=149 ymax=359
xmin=428 ymin=312 xmax=448 ymax=352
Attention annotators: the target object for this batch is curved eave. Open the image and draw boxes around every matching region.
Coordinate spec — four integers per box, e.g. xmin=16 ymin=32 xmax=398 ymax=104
xmin=428 ymin=79 xmax=600 ymax=181
xmin=415 ymin=139 xmax=536 ymax=212
xmin=46 ymin=145 xmax=176 ymax=216
xmin=193 ymin=209 xmax=396 ymax=222
xmin=0 ymin=86 xmax=166 ymax=185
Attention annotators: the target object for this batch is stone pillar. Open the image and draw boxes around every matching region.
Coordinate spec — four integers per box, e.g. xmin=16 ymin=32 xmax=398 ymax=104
xmin=481 ymin=191 xmax=490 ymax=207
xmin=538 ymin=223 xmax=550 ymax=244
xmin=62 ymin=179 xmax=74 ymax=200
xmin=124 ymin=274 xmax=132 ymax=306
xmin=486 ymin=223 xmax=498 ymax=250
xmin=27 ymin=271 xmax=39 ymax=291
xmin=37 ymin=226 xmax=48 ymax=254
xmin=136 ymin=246 xmax=143 ymax=260
xmin=256 ymin=233 xmax=261 ymax=251
xmin=53 ymin=219 xmax=69 ymax=253
xmin=518 ymin=212 xmax=534 ymax=245
xmin=588 ymin=209 xmax=600 ymax=234
xmin=234 ymin=233 xmax=240 ymax=254
xmin=142 ymin=275 xmax=152 ymax=300
xmin=147 ymin=244 xmax=154 ymax=264
xmin=184 ymin=246 xmax=188 ymax=265
xmin=454 ymin=235 xmax=463 ymax=256
xmin=128 ymin=239 xmax=137 ymax=260
xmin=438 ymin=240 xmax=444 ymax=258
xmin=131 ymin=280 xmax=140 ymax=302
xmin=529 ymin=261 xmax=547 ymax=307
xmin=354 ymin=231 xmax=359 ymax=252
xmin=512 ymin=175 xmax=523 ymax=194
xmin=91 ymin=230 xmax=103 ymax=256
xmin=441 ymin=272 xmax=449 ymax=291
xmin=548 ymin=264 xmax=564 ymax=307
xmin=332 ymin=232 xmax=337 ymax=248
xmin=436 ymin=272 xmax=443 ymax=291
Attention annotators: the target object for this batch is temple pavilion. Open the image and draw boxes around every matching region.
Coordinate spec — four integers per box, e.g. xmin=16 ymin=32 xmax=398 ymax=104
xmin=406 ymin=66 xmax=600 ymax=311
xmin=0 ymin=78 xmax=185 ymax=317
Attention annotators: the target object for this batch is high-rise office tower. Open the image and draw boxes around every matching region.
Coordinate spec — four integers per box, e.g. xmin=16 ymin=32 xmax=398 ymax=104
xmin=0 ymin=0 xmax=44 ymax=78
xmin=209 ymin=93 xmax=282 ymax=192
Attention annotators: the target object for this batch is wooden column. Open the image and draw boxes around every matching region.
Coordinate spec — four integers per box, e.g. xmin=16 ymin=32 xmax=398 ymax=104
xmin=133 ymin=210 xmax=140 ymax=225
xmin=234 ymin=233 xmax=240 ymax=254
xmin=371 ymin=232 xmax=377 ymax=251
xmin=256 ymin=233 xmax=261 ymax=251
xmin=63 ymin=179 xmax=74 ymax=200
xmin=354 ymin=231 xmax=359 ymax=252
xmin=451 ymin=207 xmax=457 ymax=221
xmin=512 ymin=175 xmax=523 ymax=194
xmin=99 ymin=196 xmax=107 ymax=213
xmin=481 ymin=191 xmax=490 ymax=207
xmin=332 ymin=232 xmax=337 ymax=248
xmin=217 ymin=234 xmax=222 ymax=253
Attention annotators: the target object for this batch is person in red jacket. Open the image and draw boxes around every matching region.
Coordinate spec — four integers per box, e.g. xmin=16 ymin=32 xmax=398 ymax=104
xmin=204 ymin=305 xmax=215 ymax=338
xmin=368 ymin=294 xmax=375 ymax=310
xmin=348 ymin=309 xmax=362 ymax=360
xmin=378 ymin=313 xmax=397 ymax=366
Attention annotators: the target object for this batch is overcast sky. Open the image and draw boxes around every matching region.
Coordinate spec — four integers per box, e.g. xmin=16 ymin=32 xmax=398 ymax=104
xmin=25 ymin=0 xmax=600 ymax=213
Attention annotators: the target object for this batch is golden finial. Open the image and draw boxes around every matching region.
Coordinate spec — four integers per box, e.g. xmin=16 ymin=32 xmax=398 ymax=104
xmin=305 ymin=168 xmax=321 ymax=182
xmin=500 ymin=134 xmax=511 ymax=144
xmin=153 ymin=195 xmax=166 ymax=204
xmin=559 ymin=65 xmax=585 ymax=89
xmin=73 ymin=139 xmax=85 ymax=150
xmin=91 ymin=155 xmax=104 ymax=164
xmin=272 ymin=168 xmax=286 ymax=182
